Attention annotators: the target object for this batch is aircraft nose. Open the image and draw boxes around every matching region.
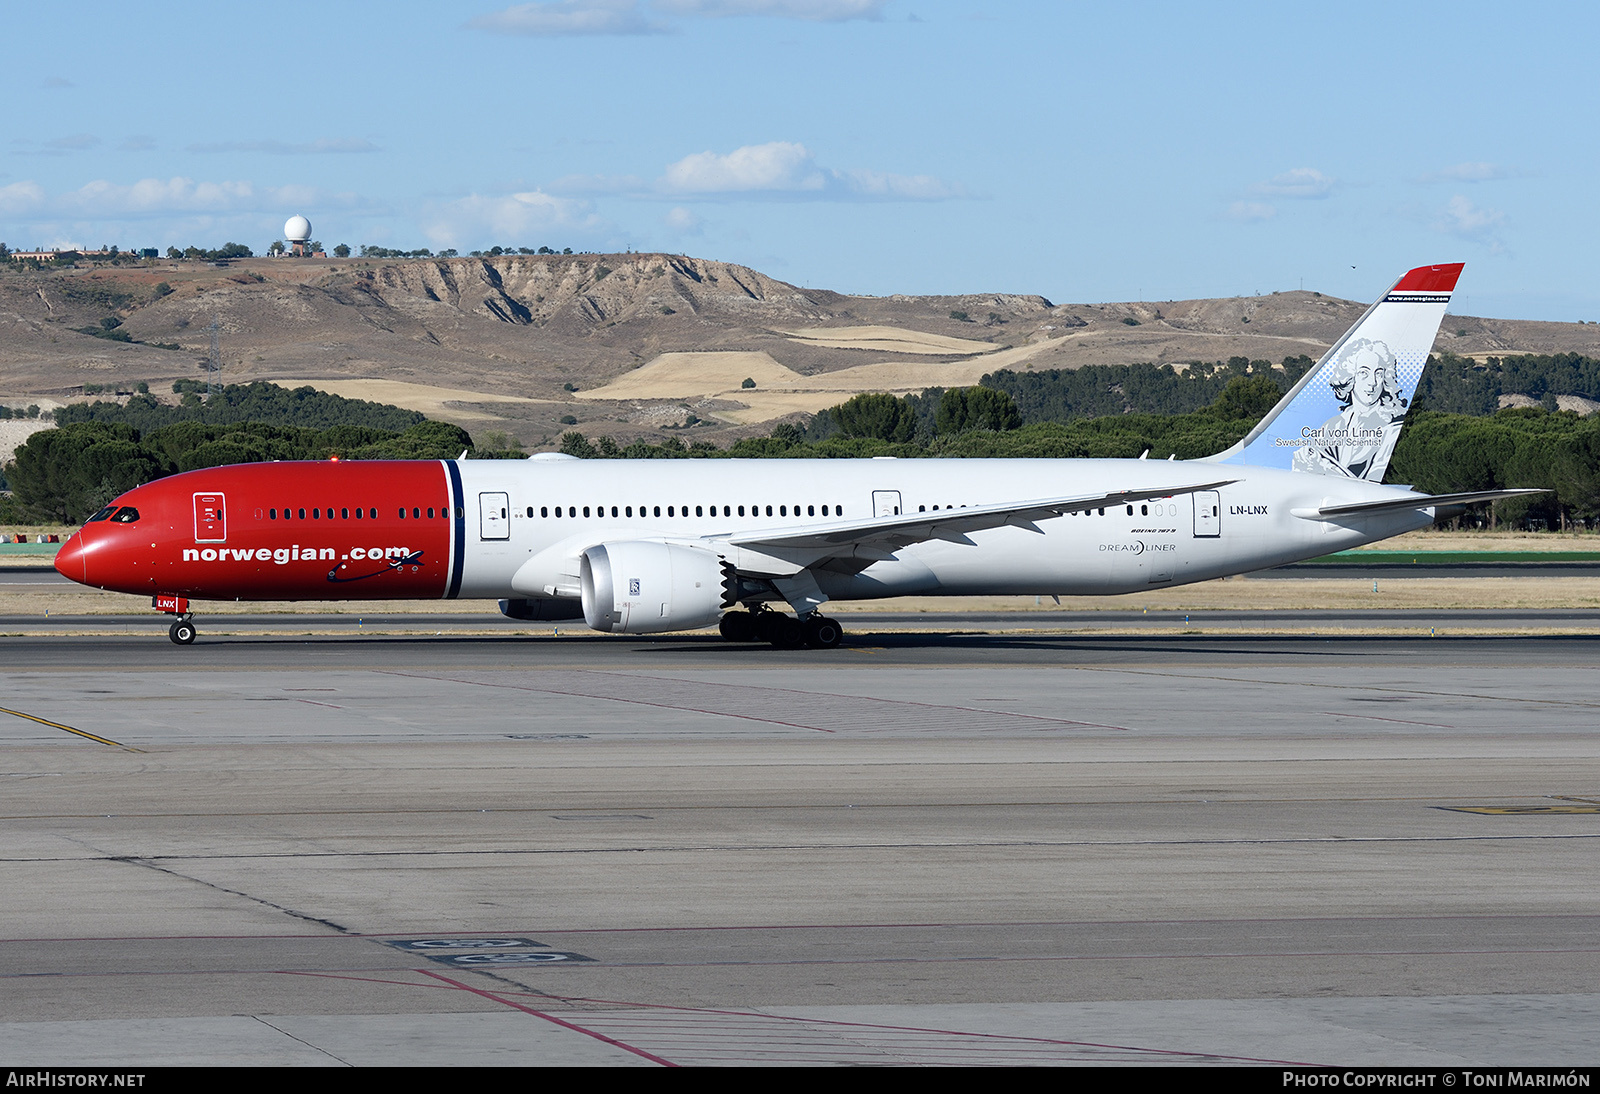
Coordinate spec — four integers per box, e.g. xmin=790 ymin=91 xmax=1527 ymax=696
xmin=54 ymin=532 xmax=87 ymax=584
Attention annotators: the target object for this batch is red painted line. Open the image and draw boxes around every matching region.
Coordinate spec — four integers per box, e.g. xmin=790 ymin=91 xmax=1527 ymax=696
xmin=474 ymin=991 xmax=1312 ymax=1065
xmin=418 ymin=969 xmax=678 ymax=1066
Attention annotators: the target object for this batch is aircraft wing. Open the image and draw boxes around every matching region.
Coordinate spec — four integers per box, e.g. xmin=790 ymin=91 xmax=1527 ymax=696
xmin=725 ymin=479 xmax=1238 ymax=558
xmin=1293 ymin=488 xmax=1547 ymax=520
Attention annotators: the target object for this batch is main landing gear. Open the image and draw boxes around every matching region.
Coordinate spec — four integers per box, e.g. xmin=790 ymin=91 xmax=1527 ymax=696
xmin=168 ymin=616 xmax=197 ymax=645
xmin=719 ymin=608 xmax=844 ymax=649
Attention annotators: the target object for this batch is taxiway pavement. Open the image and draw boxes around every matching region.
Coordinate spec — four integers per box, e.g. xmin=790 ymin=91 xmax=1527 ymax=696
xmin=2 ymin=630 xmax=1598 ymax=1066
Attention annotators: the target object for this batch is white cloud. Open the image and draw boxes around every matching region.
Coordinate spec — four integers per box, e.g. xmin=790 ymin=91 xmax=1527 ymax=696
xmin=1223 ymin=201 xmax=1276 ymax=222
xmin=1419 ymin=162 xmax=1515 ymax=183
xmin=1252 ymin=167 xmax=1334 ymax=199
xmin=664 ymin=206 xmax=704 ymax=235
xmin=0 ymin=177 xmax=374 ymax=223
xmin=0 ymin=181 xmax=47 ymax=215
xmin=470 ymin=0 xmax=885 ymax=36
xmin=422 ymin=190 xmax=611 ymax=249
xmin=187 ymin=138 xmax=380 ymax=155
xmin=468 ymin=0 xmax=670 ymax=36
xmin=662 ymin=141 xmax=825 ymax=193
xmin=654 ymin=141 xmax=962 ymax=200
xmin=1438 ymin=194 xmax=1505 ymax=239
xmin=655 ymin=0 xmax=888 ymax=19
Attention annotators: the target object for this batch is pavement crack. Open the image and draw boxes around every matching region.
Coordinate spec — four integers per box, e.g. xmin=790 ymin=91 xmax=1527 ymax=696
xmin=252 ymin=1016 xmax=353 ymax=1065
xmin=98 ymin=847 xmax=356 ymax=934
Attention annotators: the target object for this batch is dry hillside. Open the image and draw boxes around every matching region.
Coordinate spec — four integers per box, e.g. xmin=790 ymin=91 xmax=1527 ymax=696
xmin=3 ymin=253 xmax=1597 ymax=448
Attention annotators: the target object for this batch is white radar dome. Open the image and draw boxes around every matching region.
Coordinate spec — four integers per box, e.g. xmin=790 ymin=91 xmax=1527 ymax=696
xmin=283 ymin=215 xmax=312 ymax=242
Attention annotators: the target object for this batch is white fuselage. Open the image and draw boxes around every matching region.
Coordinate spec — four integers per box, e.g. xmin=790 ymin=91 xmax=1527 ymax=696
xmin=451 ymin=457 xmax=1428 ymax=603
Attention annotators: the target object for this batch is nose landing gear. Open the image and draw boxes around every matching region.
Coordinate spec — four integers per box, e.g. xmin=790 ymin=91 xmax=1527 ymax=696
xmin=168 ymin=617 xmax=197 ymax=645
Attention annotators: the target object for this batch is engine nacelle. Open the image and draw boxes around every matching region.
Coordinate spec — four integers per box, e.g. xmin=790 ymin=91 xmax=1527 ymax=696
xmin=580 ymin=541 xmax=732 ymax=634
xmin=498 ymin=597 xmax=585 ymax=622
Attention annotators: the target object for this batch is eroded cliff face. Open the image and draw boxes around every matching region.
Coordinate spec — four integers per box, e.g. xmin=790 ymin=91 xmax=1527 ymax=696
xmin=352 ymin=253 xmax=832 ymax=334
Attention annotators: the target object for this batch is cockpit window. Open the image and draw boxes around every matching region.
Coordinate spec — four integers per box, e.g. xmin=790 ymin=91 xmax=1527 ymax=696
xmin=108 ymin=507 xmax=140 ymax=523
xmin=86 ymin=506 xmax=117 ymax=523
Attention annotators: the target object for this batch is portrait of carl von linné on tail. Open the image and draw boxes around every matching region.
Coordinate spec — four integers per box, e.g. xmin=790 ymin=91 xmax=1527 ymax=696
xmin=1287 ymin=338 xmax=1410 ymax=481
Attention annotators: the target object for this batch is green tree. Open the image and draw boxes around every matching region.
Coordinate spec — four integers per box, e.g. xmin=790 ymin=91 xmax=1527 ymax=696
xmin=333 ymin=243 xmax=351 ymax=258
xmin=830 ymin=393 xmax=916 ymax=442
xmin=934 ymin=387 xmax=1022 ymax=434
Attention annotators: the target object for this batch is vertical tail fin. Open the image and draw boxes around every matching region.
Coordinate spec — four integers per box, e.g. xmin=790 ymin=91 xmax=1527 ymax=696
xmin=1208 ymin=263 xmax=1463 ymax=481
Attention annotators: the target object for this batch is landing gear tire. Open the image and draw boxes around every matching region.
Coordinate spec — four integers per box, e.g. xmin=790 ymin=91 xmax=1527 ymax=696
xmin=719 ymin=611 xmax=756 ymax=642
xmin=770 ymin=615 xmax=805 ymax=649
xmin=802 ymin=615 xmax=844 ymax=649
xmin=753 ymin=610 xmax=785 ymax=644
xmin=169 ymin=619 xmax=196 ymax=645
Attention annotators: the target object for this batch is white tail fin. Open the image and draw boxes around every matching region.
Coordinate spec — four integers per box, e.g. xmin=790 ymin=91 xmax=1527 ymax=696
xmin=1209 ymin=263 xmax=1463 ymax=482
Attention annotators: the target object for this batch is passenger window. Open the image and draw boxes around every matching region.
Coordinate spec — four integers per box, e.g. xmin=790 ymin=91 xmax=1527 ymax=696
xmin=780 ymin=505 xmax=787 ymax=516
xmin=808 ymin=505 xmax=815 ymax=516
xmin=738 ymin=505 xmax=745 ymax=516
xmin=766 ymin=505 xmax=773 ymax=516
xmin=668 ymin=506 xmax=675 ymax=517
xmin=654 ymin=506 xmax=661 ymax=517
xmin=413 ymin=508 xmax=420 ymax=519
xmin=1141 ymin=504 xmax=1148 ymax=516
xmin=269 ymin=509 xmax=277 ymax=520
xmin=355 ymin=508 xmax=363 ymax=519
xmin=342 ymin=508 xmax=350 ymax=519
xmin=626 ymin=506 xmax=633 ymax=517
xmin=312 ymin=509 xmax=320 ymax=519
xmin=427 ymin=508 xmax=435 ymax=519
xmin=695 ymin=505 xmax=703 ymax=517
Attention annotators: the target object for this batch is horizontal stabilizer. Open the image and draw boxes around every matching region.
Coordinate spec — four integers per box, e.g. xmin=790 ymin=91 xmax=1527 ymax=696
xmin=1291 ymin=488 xmax=1547 ymax=520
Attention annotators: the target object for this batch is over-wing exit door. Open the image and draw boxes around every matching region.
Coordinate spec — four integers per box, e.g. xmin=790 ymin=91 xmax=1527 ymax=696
xmin=872 ymin=490 xmax=902 ymax=517
xmin=1193 ymin=491 xmax=1220 ymax=537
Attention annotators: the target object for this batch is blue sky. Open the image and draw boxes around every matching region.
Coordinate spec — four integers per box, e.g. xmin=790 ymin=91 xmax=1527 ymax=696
xmin=3 ymin=1 xmax=1596 ymax=320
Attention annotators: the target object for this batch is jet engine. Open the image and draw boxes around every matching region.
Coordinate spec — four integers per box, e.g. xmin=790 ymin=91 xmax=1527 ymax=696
xmin=579 ymin=541 xmax=734 ymax=634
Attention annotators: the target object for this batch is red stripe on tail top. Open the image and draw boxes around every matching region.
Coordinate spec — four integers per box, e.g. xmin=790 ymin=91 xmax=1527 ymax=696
xmin=1392 ymin=263 xmax=1464 ymax=293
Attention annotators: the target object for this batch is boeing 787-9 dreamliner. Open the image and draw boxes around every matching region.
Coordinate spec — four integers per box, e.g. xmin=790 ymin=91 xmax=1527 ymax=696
xmin=53 ymin=262 xmax=1538 ymax=647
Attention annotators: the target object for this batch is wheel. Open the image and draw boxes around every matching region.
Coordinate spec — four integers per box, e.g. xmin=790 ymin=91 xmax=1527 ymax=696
xmin=169 ymin=619 xmax=196 ymax=645
xmin=803 ymin=615 xmax=844 ymax=649
xmin=769 ymin=615 xmax=805 ymax=649
xmin=752 ymin=610 xmax=785 ymax=644
xmin=719 ymin=611 xmax=755 ymax=642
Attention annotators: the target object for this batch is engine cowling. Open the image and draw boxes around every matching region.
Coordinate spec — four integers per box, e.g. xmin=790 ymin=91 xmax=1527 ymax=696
xmin=580 ymin=541 xmax=732 ymax=634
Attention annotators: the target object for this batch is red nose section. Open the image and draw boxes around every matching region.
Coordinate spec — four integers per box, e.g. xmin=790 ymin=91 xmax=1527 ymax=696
xmin=54 ymin=532 xmax=87 ymax=585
